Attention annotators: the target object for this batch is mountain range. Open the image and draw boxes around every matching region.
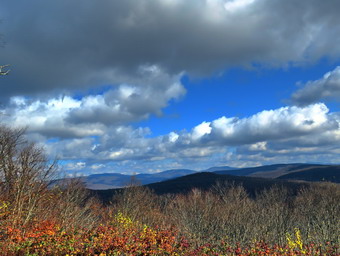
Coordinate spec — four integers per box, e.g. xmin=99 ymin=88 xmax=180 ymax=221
xmin=81 ymin=169 xmax=196 ymax=190
xmin=81 ymin=163 xmax=340 ymax=190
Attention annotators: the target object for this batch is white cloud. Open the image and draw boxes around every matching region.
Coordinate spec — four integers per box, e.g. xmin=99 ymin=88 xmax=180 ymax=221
xmin=195 ymin=103 xmax=336 ymax=145
xmin=168 ymin=132 xmax=179 ymax=143
xmin=5 ymin=96 xmax=103 ymax=138
xmin=109 ymin=149 xmax=135 ymax=160
xmin=40 ymin=103 xmax=340 ymax=174
xmin=224 ymin=0 xmax=256 ymax=12
xmin=65 ymin=162 xmax=86 ymax=170
xmin=191 ymin=121 xmax=212 ymax=140
xmin=248 ymin=141 xmax=267 ymax=151
xmin=1 ymin=65 xmax=185 ymax=138
xmin=90 ymin=164 xmax=106 ymax=170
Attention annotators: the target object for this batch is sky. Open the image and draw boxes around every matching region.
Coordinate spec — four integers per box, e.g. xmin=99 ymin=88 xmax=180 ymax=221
xmin=1 ymin=0 xmax=340 ymax=176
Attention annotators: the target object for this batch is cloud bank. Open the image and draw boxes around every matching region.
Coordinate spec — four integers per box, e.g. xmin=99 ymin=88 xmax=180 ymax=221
xmin=2 ymin=0 xmax=340 ymax=100
xmin=3 ymin=98 xmax=340 ymax=174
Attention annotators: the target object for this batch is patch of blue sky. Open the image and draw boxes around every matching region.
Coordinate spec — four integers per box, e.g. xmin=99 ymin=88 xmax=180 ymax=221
xmin=46 ymin=138 xmax=60 ymax=144
xmin=136 ymin=59 xmax=340 ymax=138
xmin=71 ymin=84 xmax=114 ymax=100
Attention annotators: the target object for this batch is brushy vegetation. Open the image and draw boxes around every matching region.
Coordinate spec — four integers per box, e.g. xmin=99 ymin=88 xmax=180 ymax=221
xmin=1 ymin=124 xmax=339 ymax=255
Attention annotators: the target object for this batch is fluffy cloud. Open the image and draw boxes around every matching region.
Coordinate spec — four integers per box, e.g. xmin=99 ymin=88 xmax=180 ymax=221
xmin=35 ymin=103 xmax=340 ymax=174
xmin=224 ymin=111 xmax=340 ymax=167
xmin=66 ymin=66 xmax=185 ymax=125
xmin=2 ymin=0 xmax=340 ymax=100
xmin=2 ymin=65 xmax=185 ymax=138
xmin=291 ymin=66 xmax=340 ymax=106
xmin=188 ymin=103 xmax=338 ymax=145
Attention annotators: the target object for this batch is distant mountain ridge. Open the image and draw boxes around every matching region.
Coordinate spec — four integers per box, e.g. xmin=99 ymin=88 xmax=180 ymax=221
xmin=93 ymin=172 xmax=309 ymax=204
xmin=213 ymin=163 xmax=339 ymax=181
xmin=203 ymin=166 xmax=238 ymax=172
xmin=145 ymin=172 xmax=305 ymax=195
xmin=84 ymin=169 xmax=196 ymax=190
xmin=277 ymin=166 xmax=340 ymax=183
xmin=72 ymin=163 xmax=340 ymax=190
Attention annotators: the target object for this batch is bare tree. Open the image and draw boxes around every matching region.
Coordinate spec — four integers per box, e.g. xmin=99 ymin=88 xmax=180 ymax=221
xmin=45 ymin=178 xmax=100 ymax=231
xmin=0 ymin=124 xmax=57 ymax=225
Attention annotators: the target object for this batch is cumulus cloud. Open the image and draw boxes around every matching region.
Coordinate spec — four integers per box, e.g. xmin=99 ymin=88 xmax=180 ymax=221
xmin=291 ymin=66 xmax=340 ymax=106
xmin=5 ymin=96 xmax=105 ymax=138
xmin=226 ymin=111 xmax=340 ymax=167
xmin=188 ymin=103 xmax=338 ymax=145
xmin=1 ymin=65 xmax=185 ymax=138
xmin=1 ymin=0 xmax=340 ymax=99
xmin=191 ymin=122 xmax=212 ymax=141
xmin=66 ymin=65 xmax=185 ymax=125
xmin=38 ymin=103 xmax=340 ymax=174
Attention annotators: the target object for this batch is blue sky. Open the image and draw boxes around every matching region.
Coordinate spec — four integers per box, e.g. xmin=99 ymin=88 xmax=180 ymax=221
xmin=1 ymin=0 xmax=340 ymax=176
xmin=140 ymin=62 xmax=340 ymax=136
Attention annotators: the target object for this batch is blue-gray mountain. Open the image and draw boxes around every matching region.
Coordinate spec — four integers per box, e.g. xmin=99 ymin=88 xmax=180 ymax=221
xmin=82 ymin=163 xmax=339 ymax=189
xmin=214 ymin=163 xmax=339 ymax=181
xmin=84 ymin=169 xmax=196 ymax=189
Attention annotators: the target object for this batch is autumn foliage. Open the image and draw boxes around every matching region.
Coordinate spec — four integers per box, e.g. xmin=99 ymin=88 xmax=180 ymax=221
xmin=1 ymin=180 xmax=339 ymax=255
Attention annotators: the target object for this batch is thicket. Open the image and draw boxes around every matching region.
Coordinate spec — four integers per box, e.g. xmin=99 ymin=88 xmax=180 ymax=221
xmin=112 ymin=181 xmax=340 ymax=247
xmin=0 ymin=124 xmax=339 ymax=255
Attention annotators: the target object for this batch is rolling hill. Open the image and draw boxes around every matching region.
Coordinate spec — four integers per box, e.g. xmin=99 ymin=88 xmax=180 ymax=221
xmin=60 ymin=163 xmax=340 ymax=191
xmin=145 ymin=172 xmax=306 ymax=195
xmin=214 ymin=163 xmax=340 ymax=182
xmin=277 ymin=166 xmax=340 ymax=183
xmin=93 ymin=172 xmax=309 ymax=204
xmin=84 ymin=169 xmax=196 ymax=189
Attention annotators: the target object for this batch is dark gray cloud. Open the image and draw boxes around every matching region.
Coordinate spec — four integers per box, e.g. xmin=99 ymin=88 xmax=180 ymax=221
xmin=291 ymin=66 xmax=340 ymax=106
xmin=1 ymin=0 xmax=340 ymax=100
xmin=66 ymin=66 xmax=185 ymax=125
